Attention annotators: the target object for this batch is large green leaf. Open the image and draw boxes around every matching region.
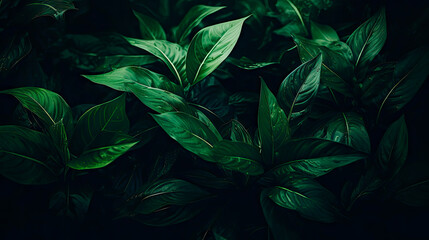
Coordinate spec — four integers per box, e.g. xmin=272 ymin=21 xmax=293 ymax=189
xmin=1 ymin=87 xmax=73 ymax=132
xmin=174 ymin=5 xmax=225 ymax=44
xmin=151 ymin=112 xmax=221 ymax=162
xmin=310 ymin=21 xmax=339 ymax=41
xmin=395 ymin=179 xmax=429 ymax=207
xmin=83 ymin=66 xmax=183 ymax=96
xmin=258 ymin=79 xmax=290 ymax=166
xmin=346 ymin=8 xmax=386 ymax=75
xmin=266 ymin=178 xmax=339 ymax=223
xmin=376 ymin=116 xmax=408 ymax=178
xmin=68 ymin=131 xmax=138 ymax=170
xmin=133 ymin=10 xmax=166 ymax=40
xmin=293 ymin=36 xmax=354 ymax=96
xmin=0 ymin=34 xmax=31 ymax=72
xmin=125 ymin=38 xmax=187 ymax=85
xmin=132 ymin=178 xmax=211 ymax=214
xmin=374 ymin=48 xmax=429 ymax=122
xmin=212 ymin=140 xmax=264 ymax=176
xmin=277 ymin=54 xmax=322 ymax=126
xmin=70 ymin=94 xmax=129 ymax=155
xmin=186 ymin=16 xmax=249 ymax=85
xmin=0 ymin=125 xmax=60 ymax=184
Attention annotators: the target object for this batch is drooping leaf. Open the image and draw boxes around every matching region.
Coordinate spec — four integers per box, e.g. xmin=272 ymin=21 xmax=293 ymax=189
xmin=212 ymin=140 xmax=264 ymax=176
xmin=277 ymin=54 xmax=322 ymax=126
xmin=174 ymin=5 xmax=225 ymax=44
xmin=186 ymin=16 xmax=249 ymax=85
xmin=376 ymin=116 xmax=408 ymax=178
xmin=1 ymin=87 xmax=73 ymax=133
xmin=151 ymin=112 xmax=221 ymax=162
xmin=133 ymin=10 xmax=166 ymax=40
xmin=0 ymin=34 xmax=31 ymax=72
xmin=70 ymin=94 xmax=129 ymax=155
xmin=125 ymin=38 xmax=187 ymax=86
xmin=258 ymin=79 xmax=290 ymax=166
xmin=395 ymin=179 xmax=429 ymax=207
xmin=68 ymin=131 xmax=138 ymax=170
xmin=266 ymin=178 xmax=339 ymax=223
xmin=0 ymin=125 xmax=60 ymax=184
xmin=346 ymin=8 xmax=386 ymax=75
xmin=293 ymin=36 xmax=354 ymax=96
xmin=131 ymin=179 xmax=211 ymax=214
xmin=310 ymin=21 xmax=339 ymax=41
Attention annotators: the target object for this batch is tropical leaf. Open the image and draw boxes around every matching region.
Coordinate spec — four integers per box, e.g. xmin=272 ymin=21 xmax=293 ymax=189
xmin=227 ymin=56 xmax=278 ymax=70
xmin=258 ymin=79 xmax=290 ymax=166
xmin=133 ymin=10 xmax=166 ymax=40
xmin=310 ymin=21 xmax=339 ymax=41
xmin=174 ymin=5 xmax=225 ymax=44
xmin=11 ymin=0 xmax=76 ymax=24
xmin=186 ymin=16 xmax=249 ymax=85
xmin=220 ymin=119 xmax=253 ymax=145
xmin=0 ymin=34 xmax=31 ymax=72
xmin=395 ymin=179 xmax=429 ymax=207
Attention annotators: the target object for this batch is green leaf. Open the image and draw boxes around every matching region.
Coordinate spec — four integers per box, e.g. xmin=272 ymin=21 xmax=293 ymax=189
xmin=212 ymin=140 xmax=264 ymax=176
xmin=83 ymin=66 xmax=183 ymax=95
xmin=134 ymin=204 xmax=203 ymax=226
xmin=395 ymin=179 xmax=429 ymax=207
xmin=186 ymin=16 xmax=249 ymax=85
xmin=227 ymin=56 xmax=278 ymax=70
xmin=310 ymin=21 xmax=339 ymax=41
xmin=151 ymin=112 xmax=221 ymax=162
xmin=182 ymin=170 xmax=236 ymax=190
xmin=47 ymin=120 xmax=70 ymax=164
xmin=267 ymin=178 xmax=339 ymax=223
xmin=293 ymin=35 xmax=354 ymax=96
xmin=49 ymin=185 xmax=93 ymax=221
xmin=133 ymin=10 xmax=166 ymax=40
xmin=0 ymin=125 xmax=60 ymax=184
xmin=132 ymin=178 xmax=211 ymax=214
xmin=12 ymin=0 xmax=76 ymax=24
xmin=376 ymin=116 xmax=408 ymax=178
xmin=277 ymin=54 xmax=322 ymax=126
xmin=346 ymin=8 xmax=386 ymax=74
xmin=70 ymin=94 xmax=129 ymax=155
xmin=68 ymin=131 xmax=138 ymax=170
xmin=0 ymin=34 xmax=31 ymax=72
xmin=258 ymin=79 xmax=290 ymax=166
xmin=174 ymin=5 xmax=225 ymax=44
xmin=361 ymin=62 xmax=395 ymax=104
xmin=220 ymin=119 xmax=253 ymax=145
xmin=1 ymin=87 xmax=73 ymax=133
xmin=125 ymin=38 xmax=187 ymax=85
xmin=375 ymin=48 xmax=429 ymax=122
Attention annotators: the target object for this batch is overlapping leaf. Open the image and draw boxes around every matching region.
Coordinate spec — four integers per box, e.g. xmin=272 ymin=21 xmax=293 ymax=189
xmin=133 ymin=11 xmax=166 ymax=40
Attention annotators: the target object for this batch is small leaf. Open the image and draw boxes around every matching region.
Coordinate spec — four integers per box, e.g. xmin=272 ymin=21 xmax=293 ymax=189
xmin=213 ymin=140 xmax=264 ymax=176
xmin=186 ymin=16 xmax=249 ymax=85
xmin=277 ymin=54 xmax=322 ymax=126
xmin=70 ymin=94 xmax=129 ymax=155
xmin=151 ymin=112 xmax=221 ymax=162
xmin=174 ymin=5 xmax=225 ymax=44
xmin=133 ymin=10 xmax=166 ymax=40
xmin=258 ymin=79 xmax=290 ymax=166
xmin=310 ymin=21 xmax=339 ymax=41
xmin=267 ymin=178 xmax=339 ymax=223
xmin=0 ymin=125 xmax=60 ymax=184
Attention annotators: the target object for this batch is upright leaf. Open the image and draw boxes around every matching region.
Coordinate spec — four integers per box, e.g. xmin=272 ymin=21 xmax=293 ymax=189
xmin=186 ymin=16 xmax=249 ymax=85
xmin=277 ymin=54 xmax=322 ymax=126
xmin=258 ymin=79 xmax=290 ymax=166
xmin=174 ymin=5 xmax=225 ymax=44
xmin=133 ymin=11 xmax=166 ymax=40
xmin=70 ymin=94 xmax=129 ymax=155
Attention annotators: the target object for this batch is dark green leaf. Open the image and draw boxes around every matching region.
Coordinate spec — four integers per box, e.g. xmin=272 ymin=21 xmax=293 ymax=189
xmin=310 ymin=21 xmax=339 ymax=41
xmin=133 ymin=204 xmax=203 ymax=226
xmin=47 ymin=120 xmax=70 ymax=164
xmin=0 ymin=34 xmax=31 ymax=72
xmin=12 ymin=0 xmax=75 ymax=24
xmin=181 ymin=170 xmax=236 ymax=190
xmin=220 ymin=119 xmax=253 ymax=145
xmin=227 ymin=56 xmax=278 ymax=70
xmin=133 ymin=10 xmax=166 ymax=40
xmin=395 ymin=179 xmax=429 ymax=207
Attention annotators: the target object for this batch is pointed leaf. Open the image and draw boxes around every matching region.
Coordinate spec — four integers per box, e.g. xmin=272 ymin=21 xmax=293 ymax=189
xmin=12 ymin=0 xmax=76 ymax=24
xmin=310 ymin=21 xmax=339 ymax=41
xmin=133 ymin=10 xmax=166 ymax=40
xmin=0 ymin=34 xmax=31 ymax=72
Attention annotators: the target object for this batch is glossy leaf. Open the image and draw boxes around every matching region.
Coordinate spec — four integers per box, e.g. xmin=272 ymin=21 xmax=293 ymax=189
xmin=70 ymin=94 xmax=129 ymax=155
xmin=151 ymin=112 xmax=221 ymax=162
xmin=346 ymin=8 xmax=386 ymax=73
xmin=1 ymin=87 xmax=73 ymax=132
xmin=258 ymin=79 xmax=290 ymax=166
xmin=376 ymin=116 xmax=408 ymax=178
xmin=212 ymin=140 xmax=264 ymax=176
xmin=277 ymin=54 xmax=322 ymax=126
xmin=311 ymin=21 xmax=339 ymax=41
xmin=186 ymin=16 xmax=249 ymax=85
xmin=47 ymin=120 xmax=70 ymax=164
xmin=125 ymin=38 xmax=187 ymax=85
xmin=220 ymin=119 xmax=253 ymax=145
xmin=267 ymin=178 xmax=339 ymax=223
xmin=0 ymin=125 xmax=60 ymax=184
xmin=174 ymin=5 xmax=225 ymax=44
xmin=133 ymin=10 xmax=166 ymax=40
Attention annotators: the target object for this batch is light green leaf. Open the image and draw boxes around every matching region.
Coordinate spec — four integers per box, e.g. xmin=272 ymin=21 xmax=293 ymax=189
xmin=212 ymin=140 xmax=264 ymax=176
xmin=151 ymin=112 xmax=221 ymax=162
xmin=174 ymin=5 xmax=225 ymax=44
xmin=186 ymin=16 xmax=249 ymax=85
xmin=70 ymin=94 xmax=129 ymax=155
xmin=311 ymin=21 xmax=339 ymax=41
xmin=258 ymin=79 xmax=290 ymax=166
xmin=125 ymin=38 xmax=187 ymax=85
xmin=133 ymin=10 xmax=166 ymax=40
xmin=0 ymin=125 xmax=60 ymax=184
